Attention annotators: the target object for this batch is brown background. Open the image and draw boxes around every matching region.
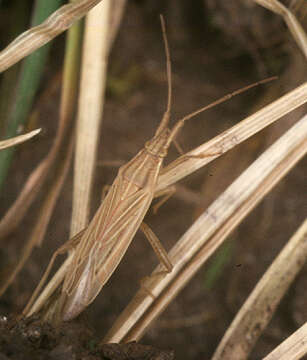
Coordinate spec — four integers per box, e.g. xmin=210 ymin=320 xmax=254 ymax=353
xmin=0 ymin=1 xmax=306 ymax=359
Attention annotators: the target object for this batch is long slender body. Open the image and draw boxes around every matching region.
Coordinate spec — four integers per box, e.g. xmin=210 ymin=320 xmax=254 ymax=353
xmin=26 ymin=16 xmax=271 ymax=322
xmin=24 ymin=16 xmax=181 ymax=322
xmin=61 ymin=126 xmax=174 ymax=320
xmin=58 ymin=16 xmax=185 ymax=321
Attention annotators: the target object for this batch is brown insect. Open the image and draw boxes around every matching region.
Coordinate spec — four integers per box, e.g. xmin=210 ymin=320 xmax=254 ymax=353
xmin=24 ymin=16 xmax=274 ymax=323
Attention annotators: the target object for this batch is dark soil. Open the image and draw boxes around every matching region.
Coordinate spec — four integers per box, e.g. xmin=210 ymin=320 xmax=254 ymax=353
xmin=0 ymin=1 xmax=306 ymax=359
xmin=0 ymin=315 xmax=174 ymax=360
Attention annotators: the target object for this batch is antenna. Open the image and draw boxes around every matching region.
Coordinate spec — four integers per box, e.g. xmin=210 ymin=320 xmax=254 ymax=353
xmin=156 ymin=14 xmax=173 ymax=134
xmin=167 ymin=76 xmax=277 ymax=145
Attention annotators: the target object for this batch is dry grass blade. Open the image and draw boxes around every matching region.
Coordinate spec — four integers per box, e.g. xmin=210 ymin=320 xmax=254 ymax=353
xmin=0 ymin=0 xmax=103 ymax=72
xmin=0 ymin=12 xmax=82 ymax=295
xmin=0 ymin=129 xmax=41 ymax=150
xmin=0 ymin=20 xmax=82 ymax=240
xmin=71 ymin=0 xmax=126 ymax=236
xmin=24 ymin=253 xmax=74 ymax=318
xmin=252 ymin=0 xmax=307 ymax=59
xmin=71 ymin=0 xmax=111 ymax=236
xmin=102 ymin=114 xmax=307 ymax=343
xmin=157 ymin=81 xmax=307 ymax=192
xmin=0 ymin=95 xmax=71 ymax=240
xmin=0 ymin=0 xmax=63 ymax=191
xmin=263 ymin=322 xmax=307 ymax=360
xmin=212 ymin=218 xmax=307 ymax=360
xmin=0 ymin=136 xmax=74 ymax=297
xmin=0 ymin=154 xmax=55 ymax=240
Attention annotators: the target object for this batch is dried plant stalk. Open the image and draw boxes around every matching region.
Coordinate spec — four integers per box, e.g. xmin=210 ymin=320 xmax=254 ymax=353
xmin=0 ymin=129 xmax=40 ymax=150
xmin=103 ymin=114 xmax=307 ymax=343
xmin=0 ymin=16 xmax=83 ymax=240
xmin=0 ymin=12 xmax=82 ymax=294
xmin=212 ymin=219 xmax=307 ymax=360
xmin=263 ymin=322 xmax=307 ymax=360
xmin=252 ymin=0 xmax=307 ymax=59
xmin=71 ymin=0 xmax=111 ymax=236
xmin=0 ymin=137 xmax=74 ymax=296
xmin=0 ymin=0 xmax=104 ymax=72
xmin=71 ymin=0 xmax=127 ymax=236
xmin=157 ymin=81 xmax=307 ymax=192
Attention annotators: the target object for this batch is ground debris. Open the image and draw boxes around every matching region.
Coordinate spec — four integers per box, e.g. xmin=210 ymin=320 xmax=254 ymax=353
xmin=0 ymin=315 xmax=174 ymax=360
xmin=101 ymin=342 xmax=174 ymax=360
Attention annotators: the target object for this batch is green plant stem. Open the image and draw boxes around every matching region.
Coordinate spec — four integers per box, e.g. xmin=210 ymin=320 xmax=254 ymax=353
xmin=60 ymin=18 xmax=83 ymax=122
xmin=204 ymin=240 xmax=233 ymax=290
xmin=0 ymin=0 xmax=62 ymax=190
xmin=0 ymin=0 xmax=30 ymax=135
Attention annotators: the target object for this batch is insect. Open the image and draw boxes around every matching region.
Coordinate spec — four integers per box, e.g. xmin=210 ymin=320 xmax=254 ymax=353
xmin=57 ymin=16 xmax=190 ymax=321
xmin=24 ymin=16 xmax=274 ymax=323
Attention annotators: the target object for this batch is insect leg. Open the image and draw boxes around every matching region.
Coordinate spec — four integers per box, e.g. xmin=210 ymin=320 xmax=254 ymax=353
xmin=152 ymin=185 xmax=176 ymax=214
xmin=138 ymin=222 xmax=173 ymax=299
xmin=23 ymin=228 xmax=86 ymax=316
xmin=140 ymin=222 xmax=172 ymax=273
